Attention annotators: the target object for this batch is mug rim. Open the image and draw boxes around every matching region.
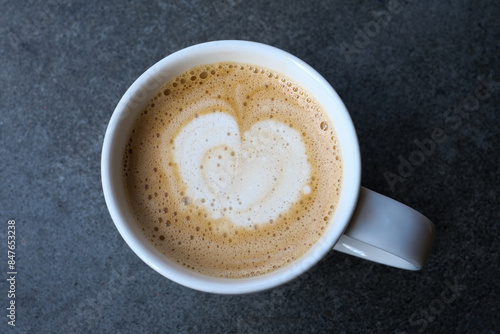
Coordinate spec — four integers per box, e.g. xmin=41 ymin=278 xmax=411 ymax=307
xmin=101 ymin=40 xmax=361 ymax=294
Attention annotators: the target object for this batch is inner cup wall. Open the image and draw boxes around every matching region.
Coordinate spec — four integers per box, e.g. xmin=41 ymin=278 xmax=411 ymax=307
xmin=102 ymin=41 xmax=361 ymax=293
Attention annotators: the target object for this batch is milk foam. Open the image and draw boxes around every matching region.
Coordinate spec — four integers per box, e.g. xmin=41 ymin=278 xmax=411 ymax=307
xmin=122 ymin=61 xmax=343 ymax=278
xmin=172 ymin=112 xmax=310 ymax=228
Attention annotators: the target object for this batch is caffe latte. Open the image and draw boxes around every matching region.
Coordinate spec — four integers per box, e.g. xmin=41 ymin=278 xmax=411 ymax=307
xmin=122 ymin=62 xmax=342 ymax=278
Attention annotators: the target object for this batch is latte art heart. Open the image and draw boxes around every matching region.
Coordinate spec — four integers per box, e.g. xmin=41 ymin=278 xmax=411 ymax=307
xmin=171 ymin=112 xmax=310 ymax=228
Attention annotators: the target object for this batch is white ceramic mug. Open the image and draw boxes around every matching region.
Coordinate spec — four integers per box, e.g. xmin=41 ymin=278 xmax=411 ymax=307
xmin=101 ymin=40 xmax=435 ymax=294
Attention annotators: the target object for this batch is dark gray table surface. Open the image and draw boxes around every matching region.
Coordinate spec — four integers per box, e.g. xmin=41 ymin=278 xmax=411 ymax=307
xmin=1 ymin=0 xmax=499 ymax=333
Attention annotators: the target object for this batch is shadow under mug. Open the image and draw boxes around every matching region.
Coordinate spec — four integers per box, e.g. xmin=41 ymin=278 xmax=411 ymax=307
xmin=101 ymin=40 xmax=435 ymax=294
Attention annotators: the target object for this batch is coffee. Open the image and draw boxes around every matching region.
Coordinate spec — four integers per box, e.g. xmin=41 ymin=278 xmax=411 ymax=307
xmin=122 ymin=62 xmax=342 ymax=278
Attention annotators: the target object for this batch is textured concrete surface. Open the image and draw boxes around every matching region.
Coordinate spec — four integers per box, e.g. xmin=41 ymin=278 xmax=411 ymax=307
xmin=0 ymin=0 xmax=499 ymax=333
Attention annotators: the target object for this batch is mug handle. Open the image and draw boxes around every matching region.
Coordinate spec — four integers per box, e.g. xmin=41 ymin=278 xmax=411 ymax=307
xmin=333 ymin=187 xmax=435 ymax=270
